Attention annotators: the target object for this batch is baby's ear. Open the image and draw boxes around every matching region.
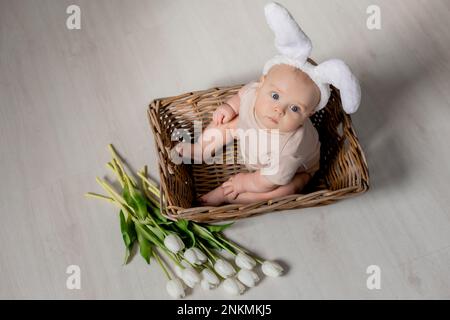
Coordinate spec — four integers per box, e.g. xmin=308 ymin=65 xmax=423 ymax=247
xmin=257 ymin=75 xmax=266 ymax=86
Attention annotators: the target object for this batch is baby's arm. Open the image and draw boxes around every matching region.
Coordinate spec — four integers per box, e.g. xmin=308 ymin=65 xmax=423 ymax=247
xmin=224 ymin=92 xmax=241 ymax=115
xmin=212 ymin=102 xmax=237 ymax=125
xmin=212 ymin=83 xmax=252 ymax=125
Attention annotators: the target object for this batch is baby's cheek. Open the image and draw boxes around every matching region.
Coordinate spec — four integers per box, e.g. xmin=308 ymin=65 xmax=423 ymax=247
xmin=254 ymin=102 xmax=265 ymax=117
xmin=284 ymin=116 xmax=304 ymax=131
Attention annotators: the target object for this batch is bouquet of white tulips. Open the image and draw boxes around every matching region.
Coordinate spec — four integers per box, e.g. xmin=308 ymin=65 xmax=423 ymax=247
xmin=86 ymin=145 xmax=284 ymax=298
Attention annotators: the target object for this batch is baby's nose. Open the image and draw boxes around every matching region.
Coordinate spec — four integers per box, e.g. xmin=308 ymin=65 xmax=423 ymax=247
xmin=274 ymin=105 xmax=285 ymax=115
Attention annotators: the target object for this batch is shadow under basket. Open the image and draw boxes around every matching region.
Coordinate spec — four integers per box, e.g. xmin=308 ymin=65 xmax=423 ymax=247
xmin=148 ymin=83 xmax=369 ymax=223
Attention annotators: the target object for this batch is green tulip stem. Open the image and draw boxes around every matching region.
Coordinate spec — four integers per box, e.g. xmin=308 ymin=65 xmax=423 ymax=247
xmin=136 ymin=171 xmax=160 ymax=198
xmin=153 ymin=250 xmax=172 ymax=280
xmin=106 ymin=162 xmax=125 ymax=188
xmin=84 ymin=192 xmax=114 ymax=203
xmin=211 ymin=237 xmax=235 ymax=256
xmin=216 ymin=234 xmax=264 ymax=264
xmin=95 ymin=178 xmax=136 ymax=218
xmin=143 ymin=209 xmax=167 ymax=237
xmin=179 ymin=254 xmax=198 ymax=270
xmin=216 ymin=234 xmax=243 ymax=255
xmin=158 ymin=246 xmax=183 ymax=269
xmin=198 ymin=241 xmax=217 ymax=264
xmin=107 ymin=144 xmax=137 ymax=188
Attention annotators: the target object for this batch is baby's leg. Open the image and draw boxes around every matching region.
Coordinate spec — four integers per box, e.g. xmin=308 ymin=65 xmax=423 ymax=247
xmin=198 ymin=172 xmax=311 ymax=206
xmin=197 ymin=185 xmax=227 ymax=206
xmin=228 ymin=172 xmax=311 ymax=204
xmin=175 ymin=117 xmax=238 ymax=162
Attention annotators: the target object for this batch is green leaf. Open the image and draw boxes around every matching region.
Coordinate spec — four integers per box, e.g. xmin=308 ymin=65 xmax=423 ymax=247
xmin=146 ymin=225 xmax=165 ymax=242
xmin=119 ymin=211 xmax=136 ymax=247
xmin=151 ymin=205 xmax=168 ymax=223
xmin=136 ymin=229 xmax=152 ymax=264
xmin=122 ymin=183 xmax=133 ymax=208
xmin=175 ymin=220 xmax=196 ymax=248
xmin=158 ymin=221 xmax=174 ymax=226
xmin=204 ymin=238 xmax=221 ymax=250
xmin=122 ymin=182 xmax=148 ymax=221
xmin=123 ymin=242 xmax=137 ymax=265
xmin=123 ymin=247 xmax=131 ymax=265
xmin=175 ymin=219 xmax=189 ymax=231
xmin=192 ymin=223 xmax=215 ymax=242
xmin=119 ymin=211 xmax=137 ymax=265
xmin=120 ymin=211 xmax=131 ymax=246
xmin=132 ymin=191 xmax=148 ymax=220
xmin=139 ymin=186 xmax=168 ymax=223
xmin=205 ymin=222 xmax=234 ymax=233
xmin=135 ymin=222 xmax=164 ymax=248
xmin=122 ymin=183 xmax=148 ymax=220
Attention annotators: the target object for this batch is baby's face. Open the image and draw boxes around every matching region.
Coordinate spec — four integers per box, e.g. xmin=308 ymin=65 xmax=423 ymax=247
xmin=254 ymin=64 xmax=320 ymax=132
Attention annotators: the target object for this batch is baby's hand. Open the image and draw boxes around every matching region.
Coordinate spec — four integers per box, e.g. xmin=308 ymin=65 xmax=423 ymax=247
xmin=212 ymin=103 xmax=236 ymax=125
xmin=222 ymin=173 xmax=248 ymax=200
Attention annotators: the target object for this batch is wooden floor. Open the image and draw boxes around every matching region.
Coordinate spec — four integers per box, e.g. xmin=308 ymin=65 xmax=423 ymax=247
xmin=1 ymin=0 xmax=449 ymax=299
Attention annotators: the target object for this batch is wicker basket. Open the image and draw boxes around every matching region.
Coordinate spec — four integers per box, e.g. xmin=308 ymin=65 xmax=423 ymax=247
xmin=147 ymin=68 xmax=369 ymax=223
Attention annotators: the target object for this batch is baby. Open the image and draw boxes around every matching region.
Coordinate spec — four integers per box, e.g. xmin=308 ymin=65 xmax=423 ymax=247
xmin=174 ymin=63 xmax=322 ymax=206
xmin=172 ymin=2 xmax=361 ymax=206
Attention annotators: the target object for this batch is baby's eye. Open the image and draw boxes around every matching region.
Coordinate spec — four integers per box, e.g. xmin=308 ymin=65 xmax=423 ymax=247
xmin=290 ymin=105 xmax=299 ymax=112
xmin=271 ymin=92 xmax=279 ymax=100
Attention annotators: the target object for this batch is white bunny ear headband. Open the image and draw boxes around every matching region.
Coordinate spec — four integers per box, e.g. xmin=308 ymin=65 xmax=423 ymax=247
xmin=263 ymin=2 xmax=361 ymax=114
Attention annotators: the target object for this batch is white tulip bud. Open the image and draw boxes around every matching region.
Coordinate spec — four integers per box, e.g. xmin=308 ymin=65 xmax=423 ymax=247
xmin=222 ymin=277 xmax=245 ymax=295
xmin=201 ymin=268 xmax=220 ymax=289
xmin=201 ymin=279 xmax=216 ymax=290
xmin=164 ymin=234 xmax=185 ymax=253
xmin=184 ymin=247 xmax=207 ymax=265
xmin=219 ymin=249 xmax=235 ymax=260
xmin=261 ymin=261 xmax=284 ymax=277
xmin=173 ymin=264 xmax=184 ymax=279
xmin=166 ymin=279 xmax=185 ymax=299
xmin=183 ymin=248 xmax=197 ymax=264
xmin=181 ymin=259 xmax=191 ymax=268
xmin=192 ymin=247 xmax=207 ymax=263
xmin=214 ymin=259 xmax=236 ymax=278
xmin=237 ymin=269 xmax=260 ymax=287
xmin=181 ymin=266 xmax=201 ymax=288
xmin=235 ymin=252 xmax=256 ymax=270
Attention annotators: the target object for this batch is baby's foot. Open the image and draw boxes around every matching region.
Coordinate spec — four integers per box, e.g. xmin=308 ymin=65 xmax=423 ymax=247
xmin=198 ymin=187 xmax=226 ymax=206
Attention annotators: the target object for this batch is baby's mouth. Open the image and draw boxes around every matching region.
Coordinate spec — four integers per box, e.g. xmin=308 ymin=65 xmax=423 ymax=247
xmin=266 ymin=116 xmax=279 ymax=124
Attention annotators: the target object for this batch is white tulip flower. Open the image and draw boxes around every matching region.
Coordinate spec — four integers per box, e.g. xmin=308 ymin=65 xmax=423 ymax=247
xmin=261 ymin=261 xmax=284 ymax=277
xmin=164 ymin=233 xmax=185 ymax=253
xmin=201 ymin=279 xmax=216 ymax=290
xmin=173 ymin=264 xmax=184 ymax=279
xmin=237 ymin=269 xmax=260 ymax=287
xmin=235 ymin=252 xmax=256 ymax=270
xmin=181 ymin=259 xmax=191 ymax=268
xmin=214 ymin=259 xmax=236 ymax=278
xmin=219 ymin=249 xmax=235 ymax=260
xmin=222 ymin=277 xmax=245 ymax=295
xmin=184 ymin=247 xmax=207 ymax=265
xmin=181 ymin=266 xmax=201 ymax=288
xmin=166 ymin=279 xmax=185 ymax=299
xmin=200 ymin=268 xmax=220 ymax=290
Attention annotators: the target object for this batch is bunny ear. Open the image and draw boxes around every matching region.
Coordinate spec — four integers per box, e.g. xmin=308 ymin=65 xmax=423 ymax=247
xmin=314 ymin=59 xmax=361 ymax=114
xmin=264 ymin=2 xmax=312 ymax=64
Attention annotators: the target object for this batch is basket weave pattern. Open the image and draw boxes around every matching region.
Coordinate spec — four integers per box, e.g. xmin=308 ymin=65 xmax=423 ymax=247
xmin=148 ymin=82 xmax=369 ymax=223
